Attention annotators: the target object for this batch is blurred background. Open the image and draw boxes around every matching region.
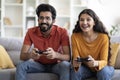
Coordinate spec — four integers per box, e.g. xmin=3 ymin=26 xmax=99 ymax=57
xmin=0 ymin=0 xmax=120 ymax=39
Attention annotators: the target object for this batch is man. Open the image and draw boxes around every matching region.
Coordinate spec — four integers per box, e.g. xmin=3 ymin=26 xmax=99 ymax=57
xmin=16 ymin=4 xmax=70 ymax=80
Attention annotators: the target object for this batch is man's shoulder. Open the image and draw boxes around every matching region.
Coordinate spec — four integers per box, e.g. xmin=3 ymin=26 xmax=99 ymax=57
xmin=27 ymin=26 xmax=39 ymax=32
xmin=53 ymin=25 xmax=67 ymax=32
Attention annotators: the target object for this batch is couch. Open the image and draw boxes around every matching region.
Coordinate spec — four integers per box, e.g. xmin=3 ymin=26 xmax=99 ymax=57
xmin=0 ymin=36 xmax=120 ymax=80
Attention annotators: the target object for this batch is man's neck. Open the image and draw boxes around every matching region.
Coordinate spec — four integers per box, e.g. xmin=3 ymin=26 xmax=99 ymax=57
xmin=41 ymin=30 xmax=51 ymax=38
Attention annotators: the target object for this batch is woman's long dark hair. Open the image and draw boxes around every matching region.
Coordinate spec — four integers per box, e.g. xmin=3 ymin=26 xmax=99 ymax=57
xmin=73 ymin=9 xmax=111 ymax=63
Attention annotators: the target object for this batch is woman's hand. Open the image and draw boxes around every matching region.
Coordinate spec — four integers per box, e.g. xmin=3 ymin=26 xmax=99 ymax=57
xmin=72 ymin=58 xmax=81 ymax=71
xmin=85 ymin=55 xmax=98 ymax=67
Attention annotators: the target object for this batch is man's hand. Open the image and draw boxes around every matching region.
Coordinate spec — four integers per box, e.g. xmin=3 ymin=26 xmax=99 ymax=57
xmin=44 ymin=47 xmax=58 ymax=59
xmin=30 ymin=48 xmax=41 ymax=60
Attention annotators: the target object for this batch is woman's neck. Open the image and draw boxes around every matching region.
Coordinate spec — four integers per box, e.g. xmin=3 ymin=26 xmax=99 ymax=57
xmin=82 ymin=31 xmax=98 ymax=43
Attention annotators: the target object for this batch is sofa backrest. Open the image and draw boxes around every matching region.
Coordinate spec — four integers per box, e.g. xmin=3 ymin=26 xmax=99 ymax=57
xmin=0 ymin=37 xmax=23 ymax=51
xmin=0 ymin=37 xmax=23 ymax=66
xmin=110 ymin=36 xmax=120 ymax=69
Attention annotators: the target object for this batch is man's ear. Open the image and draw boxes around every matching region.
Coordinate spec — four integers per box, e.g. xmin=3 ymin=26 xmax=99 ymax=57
xmin=53 ymin=19 xmax=56 ymax=23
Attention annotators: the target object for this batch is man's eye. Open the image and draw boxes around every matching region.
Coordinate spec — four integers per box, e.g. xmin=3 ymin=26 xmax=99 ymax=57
xmin=39 ymin=17 xmax=44 ymax=20
xmin=39 ymin=16 xmax=51 ymax=21
xmin=46 ymin=17 xmax=50 ymax=20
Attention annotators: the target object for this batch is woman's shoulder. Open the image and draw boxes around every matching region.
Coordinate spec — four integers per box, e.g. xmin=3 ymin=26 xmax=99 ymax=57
xmin=71 ymin=32 xmax=82 ymax=39
xmin=99 ymin=33 xmax=108 ymax=37
xmin=72 ymin=32 xmax=81 ymax=36
xmin=98 ymin=33 xmax=109 ymax=40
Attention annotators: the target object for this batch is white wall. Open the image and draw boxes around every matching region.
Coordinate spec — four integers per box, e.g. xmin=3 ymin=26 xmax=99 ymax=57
xmin=88 ymin=0 xmax=120 ymax=31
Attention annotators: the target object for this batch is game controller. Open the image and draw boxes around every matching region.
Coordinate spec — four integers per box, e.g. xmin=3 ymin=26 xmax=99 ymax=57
xmin=35 ymin=50 xmax=46 ymax=54
xmin=76 ymin=57 xmax=91 ymax=62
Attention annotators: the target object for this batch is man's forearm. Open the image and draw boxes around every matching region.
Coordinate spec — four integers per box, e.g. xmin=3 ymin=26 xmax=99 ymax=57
xmin=20 ymin=52 xmax=31 ymax=61
xmin=56 ymin=52 xmax=70 ymax=61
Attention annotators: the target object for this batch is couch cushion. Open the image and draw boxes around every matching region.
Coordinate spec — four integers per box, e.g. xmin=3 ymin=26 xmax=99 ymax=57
xmin=112 ymin=69 xmax=120 ymax=80
xmin=27 ymin=73 xmax=58 ymax=80
xmin=0 ymin=45 xmax=15 ymax=69
xmin=7 ymin=51 xmax=21 ymax=66
xmin=109 ymin=43 xmax=120 ymax=66
xmin=0 ymin=68 xmax=16 ymax=80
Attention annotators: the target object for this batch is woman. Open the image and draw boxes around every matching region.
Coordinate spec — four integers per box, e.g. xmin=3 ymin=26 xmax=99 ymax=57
xmin=71 ymin=9 xmax=114 ymax=80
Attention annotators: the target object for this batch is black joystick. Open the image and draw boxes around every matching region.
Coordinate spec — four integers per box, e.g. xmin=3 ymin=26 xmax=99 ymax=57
xmin=76 ymin=57 xmax=90 ymax=62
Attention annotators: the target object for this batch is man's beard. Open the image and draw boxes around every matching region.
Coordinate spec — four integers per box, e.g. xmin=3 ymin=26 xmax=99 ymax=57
xmin=39 ymin=23 xmax=52 ymax=32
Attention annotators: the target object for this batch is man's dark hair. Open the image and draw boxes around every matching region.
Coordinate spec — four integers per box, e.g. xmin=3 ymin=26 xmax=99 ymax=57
xmin=36 ymin=4 xmax=56 ymax=20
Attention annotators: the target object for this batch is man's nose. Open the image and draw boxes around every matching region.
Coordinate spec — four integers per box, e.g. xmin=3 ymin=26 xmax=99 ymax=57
xmin=41 ymin=18 xmax=48 ymax=23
